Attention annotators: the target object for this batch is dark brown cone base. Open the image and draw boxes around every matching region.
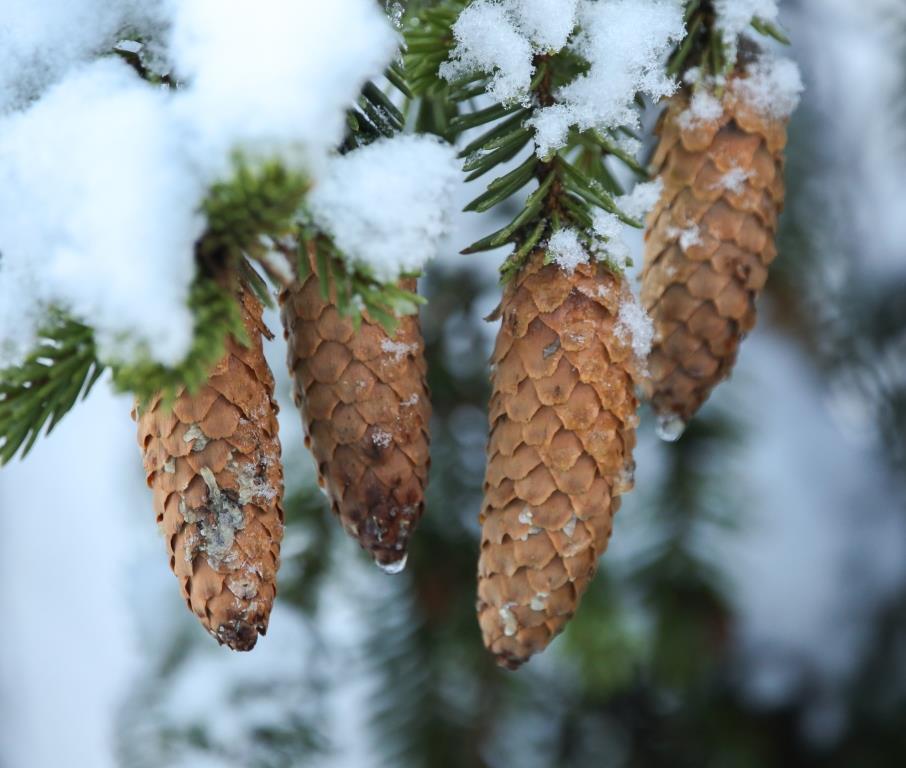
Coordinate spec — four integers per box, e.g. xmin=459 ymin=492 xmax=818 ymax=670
xmin=136 ymin=289 xmax=285 ymax=651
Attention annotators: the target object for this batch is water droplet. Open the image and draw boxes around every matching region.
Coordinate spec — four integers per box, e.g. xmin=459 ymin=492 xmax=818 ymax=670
xmin=656 ymin=413 xmax=686 ymax=443
xmin=376 ymin=554 xmax=408 ymax=575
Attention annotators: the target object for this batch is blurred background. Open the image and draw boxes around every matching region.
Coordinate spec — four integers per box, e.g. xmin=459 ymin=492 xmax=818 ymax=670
xmin=2 ymin=0 xmax=905 ymax=765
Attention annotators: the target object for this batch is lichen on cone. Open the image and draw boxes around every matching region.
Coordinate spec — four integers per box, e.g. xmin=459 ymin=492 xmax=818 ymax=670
xmin=477 ymin=252 xmax=642 ymax=668
xmin=136 ymin=287 xmax=284 ymax=651
xmin=641 ymin=75 xmax=788 ymax=437
xmin=280 ymin=252 xmax=431 ymax=572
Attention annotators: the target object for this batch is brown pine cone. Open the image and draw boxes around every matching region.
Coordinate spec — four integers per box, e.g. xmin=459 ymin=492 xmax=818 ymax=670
xmin=136 ymin=287 xmax=284 ymax=651
xmin=280 ymin=258 xmax=431 ymax=572
xmin=641 ymin=78 xmax=788 ymax=438
xmin=477 ymin=253 xmax=642 ymax=668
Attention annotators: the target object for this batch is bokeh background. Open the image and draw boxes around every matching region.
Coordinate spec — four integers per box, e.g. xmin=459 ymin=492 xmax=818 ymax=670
xmin=2 ymin=0 xmax=906 ymax=765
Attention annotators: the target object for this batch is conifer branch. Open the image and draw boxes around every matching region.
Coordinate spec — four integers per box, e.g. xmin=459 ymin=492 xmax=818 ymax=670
xmin=405 ymin=7 xmax=644 ymax=281
xmin=0 ymin=316 xmax=104 ymax=464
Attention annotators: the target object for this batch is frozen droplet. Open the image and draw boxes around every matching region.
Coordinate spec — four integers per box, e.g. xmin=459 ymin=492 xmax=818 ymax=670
xmin=530 ymin=593 xmax=549 ymax=611
xmin=499 ymin=604 xmax=518 ymax=637
xmin=376 ymin=554 xmax=408 ymax=575
xmin=656 ymin=412 xmax=686 ymax=442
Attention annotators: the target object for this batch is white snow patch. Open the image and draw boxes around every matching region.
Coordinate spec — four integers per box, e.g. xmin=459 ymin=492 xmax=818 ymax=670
xmin=528 ymin=0 xmax=685 ymax=156
xmin=667 ymin=224 xmax=703 ymax=251
xmin=678 ymin=87 xmax=725 ymax=129
xmin=617 ymin=179 xmax=664 ymax=221
xmin=440 ymin=0 xmax=580 ymax=104
xmin=0 ymin=0 xmax=166 ymax=114
xmin=615 ymin=295 xmax=655 ymax=360
xmin=714 ymin=0 xmax=779 ymax=43
xmin=308 ymin=135 xmax=460 ymax=283
xmin=381 ymin=338 xmax=418 ymax=362
xmin=372 ymin=430 xmax=393 ymax=449
xmin=167 ymin=0 xmax=399 ymax=176
xmin=718 ymin=165 xmax=754 ymax=194
xmin=733 ymin=55 xmax=804 ymax=119
xmin=0 ymin=0 xmax=401 ymax=366
xmin=591 ymin=211 xmax=632 ymax=268
xmin=548 ymin=228 xmax=589 ymax=274
xmin=0 ymin=60 xmax=201 ymax=366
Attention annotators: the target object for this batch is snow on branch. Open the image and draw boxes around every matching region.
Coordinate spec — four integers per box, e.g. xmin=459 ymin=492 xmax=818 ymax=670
xmin=0 ymin=0 xmax=399 ymax=367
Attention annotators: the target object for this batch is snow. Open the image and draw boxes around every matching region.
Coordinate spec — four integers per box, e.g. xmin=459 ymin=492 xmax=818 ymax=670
xmin=0 ymin=0 xmax=166 ymax=114
xmin=547 ymin=228 xmax=588 ymax=273
xmin=617 ymin=179 xmax=664 ymax=220
xmin=668 ymin=224 xmax=703 ymax=251
xmin=307 ymin=136 xmax=460 ymax=283
xmin=0 ymin=1 xmax=399 ymax=367
xmin=0 ymin=60 xmax=202 ymax=366
xmin=381 ymin=338 xmax=418 ymax=362
xmin=167 ymin=0 xmax=399 ymax=177
xmin=528 ymin=0 xmax=685 ymax=156
xmin=678 ymin=87 xmax=725 ymax=128
xmin=440 ymin=0 xmax=580 ymax=104
xmin=714 ymin=0 xmax=779 ymax=43
xmin=443 ymin=0 xmax=680 ymax=154
xmin=733 ymin=55 xmax=804 ymax=119
xmin=591 ymin=210 xmax=633 ymax=268
xmin=717 ymin=165 xmax=753 ymax=194
xmin=440 ymin=1 xmax=537 ymax=105
xmin=615 ymin=295 xmax=654 ymax=360
xmin=510 ymin=0 xmax=580 ymax=51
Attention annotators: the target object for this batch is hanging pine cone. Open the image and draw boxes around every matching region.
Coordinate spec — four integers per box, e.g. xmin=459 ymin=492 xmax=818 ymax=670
xmin=280 ymin=252 xmax=431 ymax=573
xmin=641 ymin=76 xmax=788 ymax=438
xmin=136 ymin=287 xmax=284 ymax=651
xmin=477 ymin=252 xmax=642 ymax=668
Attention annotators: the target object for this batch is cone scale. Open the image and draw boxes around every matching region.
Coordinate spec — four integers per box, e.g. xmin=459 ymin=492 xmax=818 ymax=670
xmin=477 ymin=252 xmax=641 ymax=668
xmin=280 ymin=253 xmax=431 ymax=572
xmin=136 ymin=288 xmax=285 ymax=651
xmin=641 ymin=78 xmax=788 ymax=436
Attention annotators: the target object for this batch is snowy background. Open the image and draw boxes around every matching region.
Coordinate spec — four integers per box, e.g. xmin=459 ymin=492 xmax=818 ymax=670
xmin=2 ymin=0 xmax=906 ymax=766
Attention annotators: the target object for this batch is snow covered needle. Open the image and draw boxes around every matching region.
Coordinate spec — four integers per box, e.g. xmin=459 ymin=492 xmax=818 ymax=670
xmin=407 ymin=0 xmax=685 ymax=279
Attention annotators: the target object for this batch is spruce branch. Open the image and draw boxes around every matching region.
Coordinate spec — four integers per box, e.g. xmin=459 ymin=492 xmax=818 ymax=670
xmin=406 ymin=11 xmax=644 ymax=281
xmin=202 ymin=157 xmax=310 ymax=304
xmin=0 ymin=316 xmax=104 ymax=464
xmin=113 ymin=276 xmax=247 ymax=408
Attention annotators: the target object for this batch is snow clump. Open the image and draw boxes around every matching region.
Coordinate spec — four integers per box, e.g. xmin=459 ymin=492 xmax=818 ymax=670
xmin=308 ymin=136 xmax=461 ymax=283
xmin=0 ymin=0 xmax=401 ymax=366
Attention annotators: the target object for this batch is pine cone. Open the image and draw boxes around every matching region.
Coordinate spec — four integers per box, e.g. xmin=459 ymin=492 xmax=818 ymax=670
xmin=280 ymin=259 xmax=431 ymax=572
xmin=136 ymin=288 xmax=284 ymax=651
xmin=641 ymin=79 xmax=788 ymax=437
xmin=477 ymin=253 xmax=641 ymax=668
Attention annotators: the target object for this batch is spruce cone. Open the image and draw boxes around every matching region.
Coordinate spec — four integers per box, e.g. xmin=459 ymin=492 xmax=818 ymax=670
xmin=280 ymin=259 xmax=431 ymax=572
xmin=136 ymin=288 xmax=284 ymax=651
xmin=641 ymin=79 xmax=788 ymax=437
xmin=477 ymin=253 xmax=641 ymax=668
